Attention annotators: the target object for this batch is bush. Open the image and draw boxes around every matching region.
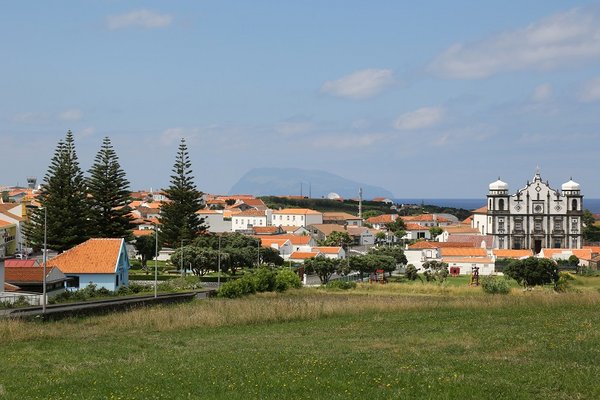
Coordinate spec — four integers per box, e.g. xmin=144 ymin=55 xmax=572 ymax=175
xmin=275 ymin=268 xmax=302 ymax=292
xmin=325 ymin=280 xmax=357 ymax=290
xmin=218 ymin=279 xmax=244 ymax=298
xmin=405 ymin=264 xmax=418 ymax=281
xmin=157 ymin=276 xmax=203 ymax=292
xmin=481 ymin=276 xmax=511 ymax=294
xmin=554 ymin=271 xmax=576 ymax=293
xmin=254 ymin=267 xmax=277 ymax=292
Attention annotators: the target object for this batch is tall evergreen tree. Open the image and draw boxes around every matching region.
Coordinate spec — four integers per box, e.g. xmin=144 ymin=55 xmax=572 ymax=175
xmin=159 ymin=138 xmax=205 ymax=247
xmin=87 ymin=136 xmax=133 ymax=239
xmin=25 ymin=130 xmax=89 ymax=252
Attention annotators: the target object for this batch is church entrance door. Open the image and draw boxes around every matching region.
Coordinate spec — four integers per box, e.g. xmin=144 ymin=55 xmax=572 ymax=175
xmin=534 ymin=240 xmax=542 ymax=254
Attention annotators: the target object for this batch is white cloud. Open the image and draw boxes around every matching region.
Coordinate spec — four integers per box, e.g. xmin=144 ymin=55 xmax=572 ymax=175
xmin=107 ymin=9 xmax=173 ymax=30
xmin=79 ymin=127 xmax=95 ymax=138
xmin=393 ymin=107 xmax=444 ymax=130
xmin=531 ymin=83 xmax=553 ymax=102
xmin=276 ymin=121 xmax=313 ymax=136
xmin=10 ymin=112 xmax=50 ymax=124
xmin=320 ymin=69 xmax=394 ymax=99
xmin=578 ymin=76 xmax=600 ymax=102
xmin=58 ymin=109 xmax=83 ymax=121
xmin=311 ymin=133 xmax=383 ymax=149
xmin=429 ymin=7 xmax=600 ymax=79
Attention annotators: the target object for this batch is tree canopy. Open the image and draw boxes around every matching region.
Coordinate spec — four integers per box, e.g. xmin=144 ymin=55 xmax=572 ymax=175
xmin=160 ymin=139 xmax=205 ymax=247
xmin=304 ymin=256 xmax=340 ymax=284
xmin=25 ymin=130 xmax=89 ymax=252
xmin=504 ymin=257 xmax=559 ymax=289
xmin=87 ymin=137 xmax=133 ymax=239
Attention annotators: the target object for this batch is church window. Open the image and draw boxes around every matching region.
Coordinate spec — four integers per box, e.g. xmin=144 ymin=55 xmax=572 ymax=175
xmin=572 ymin=238 xmax=578 ymax=248
xmin=572 ymin=199 xmax=578 ymax=211
xmin=498 ymin=199 xmax=505 ymax=211
xmin=489 ymin=199 xmax=492 ymax=209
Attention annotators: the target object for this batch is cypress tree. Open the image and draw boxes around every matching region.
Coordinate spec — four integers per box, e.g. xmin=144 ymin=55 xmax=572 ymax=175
xmin=159 ymin=138 xmax=205 ymax=247
xmin=25 ymin=130 xmax=89 ymax=252
xmin=87 ymin=136 xmax=133 ymax=239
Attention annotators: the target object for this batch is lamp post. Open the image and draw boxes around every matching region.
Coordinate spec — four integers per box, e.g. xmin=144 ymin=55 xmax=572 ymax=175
xmin=257 ymin=238 xmax=260 ymax=267
xmin=42 ymin=207 xmax=47 ymax=313
xmin=154 ymin=223 xmax=158 ymax=298
xmin=217 ymin=235 xmax=221 ymax=287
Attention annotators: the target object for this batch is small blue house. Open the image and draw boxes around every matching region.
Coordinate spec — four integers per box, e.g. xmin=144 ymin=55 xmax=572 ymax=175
xmin=48 ymin=238 xmax=130 ymax=291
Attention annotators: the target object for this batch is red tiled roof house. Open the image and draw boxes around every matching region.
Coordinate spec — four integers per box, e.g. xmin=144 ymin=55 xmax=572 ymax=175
xmin=48 ymin=238 xmax=130 ymax=291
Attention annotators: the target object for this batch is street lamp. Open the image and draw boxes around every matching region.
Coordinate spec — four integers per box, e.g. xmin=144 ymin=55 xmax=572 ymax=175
xmin=154 ymin=223 xmax=158 ymax=298
xmin=257 ymin=238 xmax=260 ymax=267
xmin=217 ymin=235 xmax=221 ymax=287
xmin=42 ymin=207 xmax=47 ymax=313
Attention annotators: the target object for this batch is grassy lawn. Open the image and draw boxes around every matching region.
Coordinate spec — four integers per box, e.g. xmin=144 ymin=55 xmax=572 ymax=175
xmin=1 ymin=281 xmax=600 ymax=399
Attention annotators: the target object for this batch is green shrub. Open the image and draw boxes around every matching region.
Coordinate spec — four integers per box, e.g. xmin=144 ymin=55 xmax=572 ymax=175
xmin=325 ymin=280 xmax=357 ymax=290
xmin=405 ymin=264 xmax=418 ymax=281
xmin=218 ymin=279 xmax=244 ymax=298
xmin=274 ymin=268 xmax=302 ymax=292
xmin=554 ymin=271 xmax=576 ymax=293
xmin=481 ymin=275 xmax=511 ymax=294
xmin=254 ymin=267 xmax=277 ymax=292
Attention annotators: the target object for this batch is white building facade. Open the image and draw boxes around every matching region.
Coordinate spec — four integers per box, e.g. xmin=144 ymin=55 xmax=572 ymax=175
xmin=473 ymin=172 xmax=583 ymax=253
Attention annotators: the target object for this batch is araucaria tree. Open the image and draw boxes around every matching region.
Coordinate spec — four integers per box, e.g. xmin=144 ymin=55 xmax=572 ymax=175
xmin=25 ymin=130 xmax=89 ymax=252
xmin=87 ymin=137 xmax=133 ymax=239
xmin=160 ymin=139 xmax=205 ymax=247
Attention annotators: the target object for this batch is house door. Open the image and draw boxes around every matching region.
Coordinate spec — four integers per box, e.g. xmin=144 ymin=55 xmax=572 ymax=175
xmin=534 ymin=240 xmax=542 ymax=254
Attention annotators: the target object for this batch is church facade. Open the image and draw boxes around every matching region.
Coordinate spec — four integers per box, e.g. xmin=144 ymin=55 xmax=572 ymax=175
xmin=472 ymin=172 xmax=583 ymax=253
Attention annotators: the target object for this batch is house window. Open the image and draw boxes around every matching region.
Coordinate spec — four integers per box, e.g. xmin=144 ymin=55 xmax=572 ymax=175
xmin=67 ymin=276 xmax=80 ymax=288
xmin=287 ymin=216 xmax=290 ymax=221
xmin=115 ymin=275 xmax=120 ymax=287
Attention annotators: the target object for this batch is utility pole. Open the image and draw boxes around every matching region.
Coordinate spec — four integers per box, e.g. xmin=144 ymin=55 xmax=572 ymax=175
xmin=42 ymin=207 xmax=47 ymax=313
xmin=358 ymin=188 xmax=363 ymax=219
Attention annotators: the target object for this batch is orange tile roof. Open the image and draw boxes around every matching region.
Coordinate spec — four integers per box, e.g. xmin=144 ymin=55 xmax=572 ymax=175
xmin=443 ymin=257 xmax=494 ymax=264
xmin=280 ymin=225 xmax=304 ymax=233
xmin=583 ymin=246 xmax=600 ymax=254
xmin=133 ymin=229 xmax=154 ymax=237
xmin=272 ymin=208 xmax=322 ymax=215
xmin=443 ymin=225 xmax=481 ymax=234
xmin=5 ymin=259 xmax=38 ymax=268
xmin=541 ymin=249 xmax=593 ymax=260
xmin=259 ymin=238 xmax=291 ymax=248
xmin=235 ymin=209 xmax=267 ymax=217
xmin=472 ymin=206 xmax=488 ymax=214
xmin=440 ymin=248 xmax=487 ymax=257
xmin=493 ymin=249 xmax=533 ymax=258
xmin=4 ymin=266 xmax=62 ymax=283
xmin=312 ymin=246 xmax=342 ymax=254
xmin=408 ymin=241 xmax=475 ymax=250
xmin=322 ymin=212 xmax=360 ymax=220
xmin=405 ymin=223 xmax=429 ymax=231
xmin=366 ymin=214 xmax=397 ymax=224
xmin=196 ymin=209 xmax=222 ymax=215
xmin=48 ymin=238 xmax=124 ymax=274
xmin=0 ymin=220 xmax=13 ymax=228
xmin=289 ymin=251 xmax=319 ymax=260
xmin=271 ymin=234 xmax=312 ymax=245
xmin=253 ymin=226 xmax=282 ymax=235
xmin=402 ymin=214 xmax=451 ymax=223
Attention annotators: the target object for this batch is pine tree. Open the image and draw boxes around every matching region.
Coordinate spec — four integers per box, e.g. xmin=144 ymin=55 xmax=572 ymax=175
xmin=25 ymin=130 xmax=89 ymax=252
xmin=87 ymin=136 xmax=133 ymax=239
xmin=159 ymin=138 xmax=205 ymax=247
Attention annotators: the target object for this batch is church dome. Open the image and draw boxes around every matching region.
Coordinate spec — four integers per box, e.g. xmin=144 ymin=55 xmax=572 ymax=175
xmin=489 ymin=178 xmax=509 ymax=191
xmin=562 ymin=178 xmax=580 ymax=191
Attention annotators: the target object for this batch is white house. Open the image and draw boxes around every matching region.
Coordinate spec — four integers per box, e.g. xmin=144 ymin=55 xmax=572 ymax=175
xmin=272 ymin=208 xmax=323 ymax=228
xmin=312 ymin=246 xmax=346 ymax=259
xmin=232 ymin=209 xmax=271 ymax=232
xmin=259 ymin=237 xmax=293 ymax=258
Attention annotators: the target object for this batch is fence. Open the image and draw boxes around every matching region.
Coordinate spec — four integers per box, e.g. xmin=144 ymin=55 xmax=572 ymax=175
xmin=0 ymin=293 xmax=43 ymax=307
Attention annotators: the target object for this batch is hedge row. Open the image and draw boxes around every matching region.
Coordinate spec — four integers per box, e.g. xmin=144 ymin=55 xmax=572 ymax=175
xmin=218 ymin=268 xmax=301 ymax=298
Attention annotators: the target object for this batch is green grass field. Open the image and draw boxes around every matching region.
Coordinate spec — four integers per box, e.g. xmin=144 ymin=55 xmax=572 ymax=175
xmin=1 ymin=279 xmax=600 ymax=399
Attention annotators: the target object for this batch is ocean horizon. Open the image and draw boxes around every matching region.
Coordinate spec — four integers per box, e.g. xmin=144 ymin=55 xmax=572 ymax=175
xmin=393 ymin=198 xmax=600 ymax=214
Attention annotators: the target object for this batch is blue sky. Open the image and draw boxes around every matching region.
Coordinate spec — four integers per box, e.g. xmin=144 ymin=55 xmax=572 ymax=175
xmin=2 ymin=1 xmax=600 ymax=198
